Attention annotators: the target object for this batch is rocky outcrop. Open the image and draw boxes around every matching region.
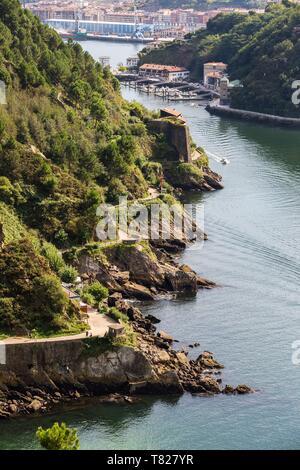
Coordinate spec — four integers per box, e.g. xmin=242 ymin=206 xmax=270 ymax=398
xmin=77 ymin=242 xmax=216 ymax=301
xmin=165 ymin=164 xmax=224 ymax=192
xmin=202 ymin=167 xmax=224 ymax=191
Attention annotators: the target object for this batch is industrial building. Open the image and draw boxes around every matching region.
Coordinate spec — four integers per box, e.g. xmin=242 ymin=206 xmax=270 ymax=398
xmin=45 ymin=19 xmax=153 ymax=36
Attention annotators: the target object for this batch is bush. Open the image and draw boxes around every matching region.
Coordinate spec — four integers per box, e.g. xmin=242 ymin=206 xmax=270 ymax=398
xmin=106 ymin=178 xmax=128 ymax=204
xmin=0 ymin=176 xmax=14 ymax=204
xmin=108 ymin=307 xmax=128 ymax=324
xmin=59 ymin=265 xmax=78 ymax=284
xmin=80 ymin=281 xmax=108 ymax=307
xmin=36 ymin=422 xmax=79 ymax=451
xmin=32 ymin=274 xmax=68 ymax=323
xmin=80 ymin=292 xmax=95 ymax=307
xmin=41 ymin=242 xmax=65 ymax=273
xmin=86 ymin=281 xmax=108 ymax=303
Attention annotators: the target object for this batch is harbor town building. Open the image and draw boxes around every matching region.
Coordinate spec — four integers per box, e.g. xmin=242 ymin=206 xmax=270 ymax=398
xmin=139 ymin=64 xmax=190 ymax=82
xmin=203 ymin=62 xmax=227 ymax=87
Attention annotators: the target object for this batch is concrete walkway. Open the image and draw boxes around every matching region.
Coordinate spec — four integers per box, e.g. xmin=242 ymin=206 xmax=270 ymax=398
xmin=0 ymin=311 xmax=118 ymax=345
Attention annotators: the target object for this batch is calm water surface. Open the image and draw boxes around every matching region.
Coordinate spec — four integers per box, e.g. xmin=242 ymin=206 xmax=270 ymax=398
xmin=0 ymin=42 xmax=299 ymax=450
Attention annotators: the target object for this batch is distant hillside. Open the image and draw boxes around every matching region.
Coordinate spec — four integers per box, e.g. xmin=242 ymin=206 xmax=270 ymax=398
xmin=138 ymin=0 xmax=262 ymax=10
xmin=140 ymin=3 xmax=300 ymax=117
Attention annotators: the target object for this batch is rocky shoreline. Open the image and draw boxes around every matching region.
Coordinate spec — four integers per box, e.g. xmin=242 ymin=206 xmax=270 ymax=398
xmin=77 ymin=238 xmax=216 ymax=302
xmin=0 ymin=239 xmax=253 ymax=420
xmin=0 ymin=294 xmax=253 ymax=420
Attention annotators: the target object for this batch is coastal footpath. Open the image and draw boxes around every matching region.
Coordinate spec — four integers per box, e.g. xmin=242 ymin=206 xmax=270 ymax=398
xmin=0 ymin=241 xmax=253 ymax=419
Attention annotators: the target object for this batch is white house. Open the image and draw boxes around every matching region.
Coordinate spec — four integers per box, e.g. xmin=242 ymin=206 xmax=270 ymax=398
xmin=126 ymin=55 xmax=139 ymax=69
xmin=139 ymin=63 xmax=190 ymax=82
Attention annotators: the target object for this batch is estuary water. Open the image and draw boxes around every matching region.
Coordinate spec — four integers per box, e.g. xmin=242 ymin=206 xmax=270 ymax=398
xmin=0 ymin=41 xmax=300 ymax=450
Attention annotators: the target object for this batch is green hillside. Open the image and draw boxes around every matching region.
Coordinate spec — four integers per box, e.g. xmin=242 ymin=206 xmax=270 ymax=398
xmin=0 ymin=0 xmax=157 ymax=335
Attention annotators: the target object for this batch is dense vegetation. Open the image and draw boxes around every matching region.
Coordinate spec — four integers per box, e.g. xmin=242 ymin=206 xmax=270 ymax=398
xmin=0 ymin=1 xmax=208 ymax=335
xmin=140 ymin=3 xmax=300 ymax=117
xmin=0 ymin=0 xmax=155 ymax=334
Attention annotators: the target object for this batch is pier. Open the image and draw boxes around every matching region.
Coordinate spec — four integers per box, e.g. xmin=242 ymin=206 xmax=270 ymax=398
xmin=115 ymin=73 xmax=219 ymax=102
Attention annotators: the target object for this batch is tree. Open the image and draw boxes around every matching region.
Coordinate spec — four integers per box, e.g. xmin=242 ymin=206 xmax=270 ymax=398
xmin=36 ymin=422 xmax=80 ymax=450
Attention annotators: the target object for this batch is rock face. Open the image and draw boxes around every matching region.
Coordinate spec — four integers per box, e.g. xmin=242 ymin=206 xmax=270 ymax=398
xmin=77 ymin=242 xmax=215 ymax=301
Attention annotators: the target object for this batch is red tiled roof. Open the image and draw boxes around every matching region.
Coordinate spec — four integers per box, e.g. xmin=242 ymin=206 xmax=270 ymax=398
xmin=204 ymin=62 xmax=227 ymax=67
xmin=162 ymin=108 xmax=182 ymax=117
xmin=140 ymin=63 xmax=188 ymax=73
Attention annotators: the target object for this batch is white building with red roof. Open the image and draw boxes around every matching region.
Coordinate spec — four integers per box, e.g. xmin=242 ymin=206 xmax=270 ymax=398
xmin=139 ymin=63 xmax=190 ymax=82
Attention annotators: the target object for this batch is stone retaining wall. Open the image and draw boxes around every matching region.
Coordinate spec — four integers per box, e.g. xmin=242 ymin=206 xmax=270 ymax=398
xmin=206 ymin=104 xmax=300 ymax=128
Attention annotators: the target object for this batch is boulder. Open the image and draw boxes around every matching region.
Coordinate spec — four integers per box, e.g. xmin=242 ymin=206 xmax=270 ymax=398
xmin=0 ymin=409 xmax=11 ymax=419
xmin=197 ymin=376 xmax=221 ymax=394
xmin=8 ymin=404 xmax=18 ymax=414
xmin=164 ymin=265 xmax=198 ymax=293
xmin=107 ymin=244 xmax=165 ymax=288
xmin=223 ymin=385 xmax=235 ymax=395
xmin=154 ymin=337 xmax=170 ymax=350
xmin=107 ymin=292 xmax=123 ymax=307
xmin=196 ymin=351 xmax=224 ymax=369
xmin=28 ymin=399 xmax=43 ymax=412
xmin=235 ymin=384 xmax=253 ymax=394
xmin=158 ymin=370 xmax=184 ymax=394
xmin=196 ymin=276 xmax=216 ymax=289
xmin=155 ymin=350 xmax=170 ymax=364
xmin=176 ymin=352 xmax=190 ymax=367
xmin=145 ymin=314 xmax=161 ymax=324
xmin=158 ymin=331 xmax=173 ymax=343
xmin=123 ymin=282 xmax=155 ymax=301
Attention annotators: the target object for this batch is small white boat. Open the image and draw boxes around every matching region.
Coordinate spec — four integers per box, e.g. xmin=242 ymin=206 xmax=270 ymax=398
xmin=220 ymin=158 xmax=230 ymax=165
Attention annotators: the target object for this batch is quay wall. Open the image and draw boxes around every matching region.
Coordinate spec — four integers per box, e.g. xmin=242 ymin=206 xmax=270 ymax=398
xmin=206 ymin=104 xmax=300 ymax=128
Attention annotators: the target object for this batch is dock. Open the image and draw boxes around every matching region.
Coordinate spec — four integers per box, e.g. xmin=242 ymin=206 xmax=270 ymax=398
xmin=115 ymin=73 xmax=219 ymax=102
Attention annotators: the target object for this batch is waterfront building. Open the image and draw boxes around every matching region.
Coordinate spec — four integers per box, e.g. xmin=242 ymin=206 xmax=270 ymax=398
xmin=126 ymin=55 xmax=139 ymax=69
xmin=139 ymin=64 xmax=190 ymax=82
xmin=203 ymin=62 xmax=227 ymax=86
xmin=45 ymin=19 xmax=153 ymax=36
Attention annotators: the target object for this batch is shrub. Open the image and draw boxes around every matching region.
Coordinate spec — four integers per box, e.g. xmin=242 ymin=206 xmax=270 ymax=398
xmin=0 ymin=176 xmax=14 ymax=204
xmin=32 ymin=274 xmax=68 ymax=323
xmin=59 ymin=265 xmax=78 ymax=284
xmin=86 ymin=281 xmax=108 ymax=303
xmin=80 ymin=292 xmax=95 ymax=307
xmin=36 ymin=422 xmax=79 ymax=451
xmin=41 ymin=242 xmax=65 ymax=273
xmin=108 ymin=307 xmax=128 ymax=324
